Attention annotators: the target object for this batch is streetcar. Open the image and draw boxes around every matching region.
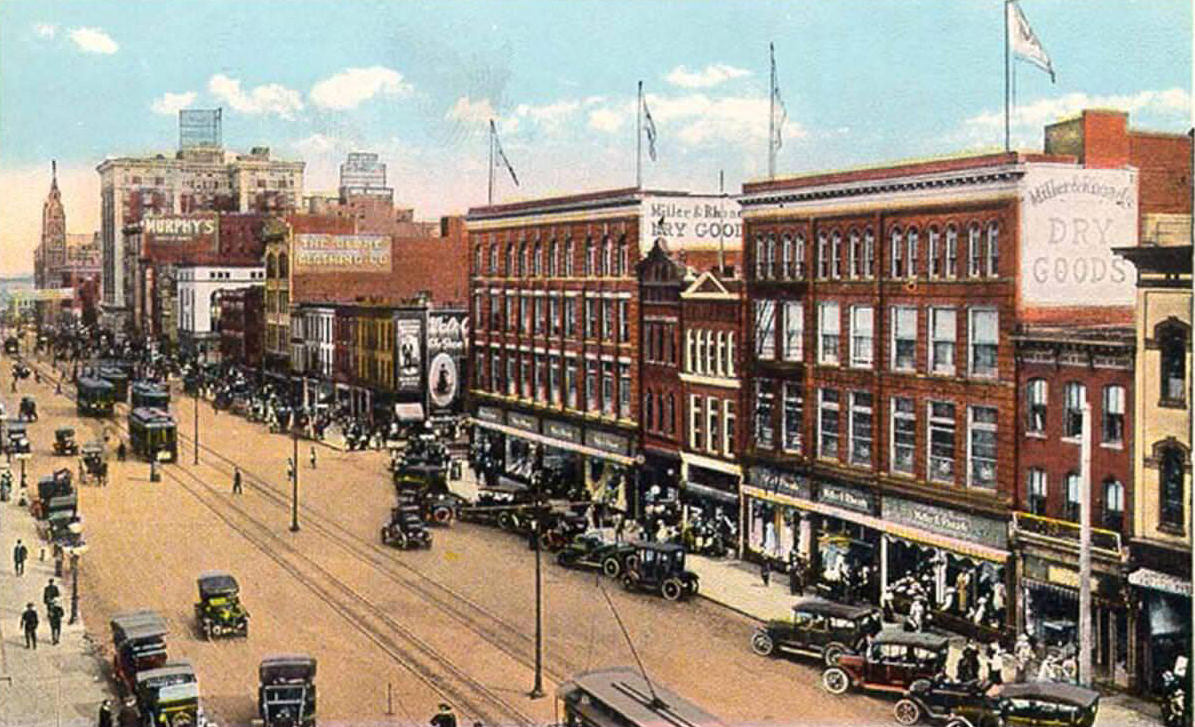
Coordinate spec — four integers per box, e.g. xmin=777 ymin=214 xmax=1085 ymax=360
xmin=131 ymin=381 xmax=170 ymax=411
xmin=77 ymin=377 xmax=116 ymax=417
xmin=98 ymin=365 xmax=129 ymax=402
xmin=129 ymin=407 xmax=178 ymax=462
xmin=556 ymin=667 xmax=726 ymax=727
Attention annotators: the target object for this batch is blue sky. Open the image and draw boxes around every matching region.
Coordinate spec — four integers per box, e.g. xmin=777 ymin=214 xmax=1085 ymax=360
xmin=0 ymin=0 xmax=1190 ymax=275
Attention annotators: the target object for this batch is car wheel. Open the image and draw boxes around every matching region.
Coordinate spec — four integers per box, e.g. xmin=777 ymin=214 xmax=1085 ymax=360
xmin=433 ymin=507 xmax=453 ymax=524
xmin=380 ymin=527 xmax=389 ymax=545
xmin=750 ymin=631 xmax=776 ymax=657
xmin=397 ymin=533 xmax=408 ymax=549
xmin=893 ymin=699 xmax=921 ymax=726
xmin=943 ymin=720 xmax=971 ymax=727
xmin=621 ymin=574 xmax=636 ymax=592
xmin=601 ymin=557 xmax=621 ymax=578
xmin=498 ymin=512 xmax=513 ymax=530
xmin=823 ymin=644 xmax=846 ymax=666
xmin=662 ymin=578 xmax=684 ymax=601
xmin=686 ymin=579 xmax=699 ymax=597
xmin=821 ymin=667 xmax=850 ymax=695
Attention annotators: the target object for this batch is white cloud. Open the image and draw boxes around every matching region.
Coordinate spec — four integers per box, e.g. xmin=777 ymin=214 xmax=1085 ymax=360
xmin=33 ymin=23 xmax=56 ymax=39
xmin=208 ymin=74 xmax=303 ymax=119
xmin=664 ymin=64 xmax=751 ymax=89
xmin=68 ymin=27 xmax=118 ymax=54
xmin=446 ymin=96 xmax=498 ymax=126
xmin=588 ymin=107 xmax=626 ymax=133
xmin=150 ymin=91 xmax=197 ymax=116
xmin=585 ymin=93 xmax=804 ymax=147
xmin=310 ymin=66 xmax=413 ymax=110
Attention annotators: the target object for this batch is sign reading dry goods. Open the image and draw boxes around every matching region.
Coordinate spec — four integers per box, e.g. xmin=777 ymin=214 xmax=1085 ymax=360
xmin=293 ymin=234 xmax=391 ymax=272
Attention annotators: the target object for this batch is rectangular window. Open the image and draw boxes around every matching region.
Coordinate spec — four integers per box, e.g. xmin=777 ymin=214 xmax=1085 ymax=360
xmin=849 ymin=391 xmax=873 ymax=466
xmin=522 ymin=295 xmax=532 ymax=333
xmin=968 ymin=406 xmax=997 ymax=488
xmin=707 ymin=396 xmax=720 ymax=454
xmin=928 ymin=401 xmax=957 ymax=484
xmin=783 ymin=382 xmax=803 ymax=453
xmin=690 ymin=395 xmax=703 ymax=449
xmin=724 ymin=400 xmax=736 ymax=456
xmin=1026 ymin=379 xmax=1047 ymax=435
xmin=506 ymin=356 xmax=517 ymax=396
xmin=619 ymin=363 xmax=631 ymax=418
xmin=929 ymin=308 xmax=956 ymax=375
xmin=850 ymin=305 xmax=874 ymax=368
xmin=584 ymin=298 xmax=597 ymax=339
xmin=783 ymin=301 xmax=803 ymax=362
xmin=755 ymin=300 xmax=777 ymax=360
xmin=1064 ymin=382 xmax=1086 ymax=439
xmin=491 ymin=354 xmax=501 ymax=392
xmin=1065 ymin=474 xmax=1080 ymax=522
xmin=521 ymin=356 xmax=533 ymax=399
xmin=1102 ymin=385 xmax=1125 ymax=445
xmin=891 ymin=397 xmax=916 ymax=475
xmin=891 ymin=306 xmax=917 ymax=372
xmin=818 ymin=388 xmax=840 ymax=459
xmin=968 ymin=308 xmax=998 ymax=378
xmin=565 ymin=358 xmax=578 ymax=409
xmin=550 ymin=296 xmax=561 ymax=336
xmin=619 ymin=300 xmax=630 ymax=342
xmin=602 ymin=299 xmax=614 ymax=340
xmin=475 ymin=351 xmax=486 ymax=388
xmin=602 ymin=362 xmax=615 ymax=415
xmin=564 ymin=298 xmax=577 ymax=338
xmin=533 ymin=297 xmax=545 ymax=335
xmin=549 ymin=355 xmax=561 ymax=405
xmin=585 ymin=360 xmax=598 ymax=410
xmin=534 ymin=354 xmax=546 ymax=401
xmin=1028 ymin=469 xmax=1047 ymax=516
xmin=819 ymin=301 xmax=840 ymax=365
xmin=755 ymin=379 xmax=775 ymax=449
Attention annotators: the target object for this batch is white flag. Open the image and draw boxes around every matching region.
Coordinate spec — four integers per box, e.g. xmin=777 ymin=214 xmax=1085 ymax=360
xmin=643 ymin=96 xmax=658 ymax=162
xmin=491 ymin=119 xmax=519 ymax=186
xmin=1008 ymin=1 xmax=1055 ymax=82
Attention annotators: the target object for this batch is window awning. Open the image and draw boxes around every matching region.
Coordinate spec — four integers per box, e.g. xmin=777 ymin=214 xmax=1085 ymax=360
xmin=682 ymin=481 xmax=738 ymax=506
xmin=394 ymin=403 xmax=424 ymax=422
xmin=1129 ymin=567 xmax=1192 ymax=598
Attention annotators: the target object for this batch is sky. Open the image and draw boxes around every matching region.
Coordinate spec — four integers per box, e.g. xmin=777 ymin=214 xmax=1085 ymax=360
xmin=0 ymin=0 xmax=1190 ymax=276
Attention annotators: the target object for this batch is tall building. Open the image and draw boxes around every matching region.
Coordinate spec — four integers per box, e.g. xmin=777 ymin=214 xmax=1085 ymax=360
xmin=96 ymin=109 xmax=304 ymax=330
xmin=339 ymin=152 xmax=391 ymax=200
xmin=35 ymin=161 xmax=66 ymax=290
xmin=33 ymin=162 xmax=102 ymax=323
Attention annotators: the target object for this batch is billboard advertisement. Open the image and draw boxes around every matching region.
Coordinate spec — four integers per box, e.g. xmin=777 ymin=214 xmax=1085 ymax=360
xmin=640 ymin=194 xmax=743 ymax=255
xmin=395 ymin=311 xmax=424 ymax=394
xmin=293 ymin=234 xmax=391 ymax=273
xmin=143 ymin=213 xmax=220 ymax=261
xmin=1018 ymin=165 xmax=1138 ymax=309
xmin=426 ymin=311 xmax=469 ymax=416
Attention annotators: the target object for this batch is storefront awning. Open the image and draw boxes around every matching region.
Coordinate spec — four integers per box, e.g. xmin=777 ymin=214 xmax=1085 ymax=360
xmin=742 ymin=483 xmax=1009 ymax=563
xmin=1129 ymin=568 xmax=1193 ymax=598
xmin=683 ymin=481 xmax=738 ymax=506
xmin=471 ymin=417 xmax=637 ymax=466
xmin=394 ymin=403 xmax=424 ymax=422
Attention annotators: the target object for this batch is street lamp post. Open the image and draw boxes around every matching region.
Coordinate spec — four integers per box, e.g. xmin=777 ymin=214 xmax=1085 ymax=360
xmin=290 ymin=414 xmax=300 ymax=532
xmin=530 ymin=462 xmax=546 ymax=700
xmin=193 ymin=386 xmax=199 ymax=466
xmin=68 ymin=553 xmax=80 ymax=625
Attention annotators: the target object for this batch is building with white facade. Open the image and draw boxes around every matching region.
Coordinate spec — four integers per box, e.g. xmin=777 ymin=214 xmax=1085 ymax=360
xmin=176 ymin=265 xmax=265 ymax=360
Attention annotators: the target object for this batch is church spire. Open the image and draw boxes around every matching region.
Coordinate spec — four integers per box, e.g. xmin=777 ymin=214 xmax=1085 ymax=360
xmin=51 ymin=160 xmax=58 ymax=191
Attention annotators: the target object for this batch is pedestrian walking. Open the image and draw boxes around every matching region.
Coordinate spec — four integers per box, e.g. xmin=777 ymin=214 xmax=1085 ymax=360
xmin=97 ymin=699 xmax=114 ymax=727
xmin=310 ymin=446 xmax=317 ymax=470
xmin=48 ymin=600 xmax=63 ymax=645
xmin=13 ymin=538 xmax=28 ymax=575
xmin=789 ymin=552 xmax=806 ymax=596
xmin=20 ymin=602 xmax=38 ymax=649
xmin=760 ymin=559 xmax=771 ymax=587
xmin=232 ymin=467 xmax=243 ymax=495
xmin=43 ymin=578 xmax=60 ymax=609
xmin=430 ymin=703 xmax=458 ymax=727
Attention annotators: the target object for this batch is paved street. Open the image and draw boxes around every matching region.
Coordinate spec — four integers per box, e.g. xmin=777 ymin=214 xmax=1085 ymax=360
xmin=6 ymin=355 xmax=897 ymax=727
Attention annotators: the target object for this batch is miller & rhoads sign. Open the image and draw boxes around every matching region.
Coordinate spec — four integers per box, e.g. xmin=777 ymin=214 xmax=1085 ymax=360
xmin=640 ymin=195 xmax=742 ymax=254
xmin=1018 ymin=165 xmax=1138 ymax=310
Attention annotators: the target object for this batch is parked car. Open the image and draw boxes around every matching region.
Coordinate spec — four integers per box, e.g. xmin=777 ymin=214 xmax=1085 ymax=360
xmin=110 ymin=610 xmax=169 ymax=695
xmin=620 ymin=542 xmax=700 ymax=601
xmin=820 ymin=629 xmax=950 ymax=696
xmin=381 ymin=505 xmax=433 ymax=549
xmin=194 ymin=571 xmax=249 ymax=639
xmin=556 ymin=532 xmax=639 ymax=577
xmin=18 ymin=396 xmax=37 ymax=422
xmin=134 ymin=660 xmax=204 ymax=727
xmin=751 ymin=598 xmax=883 ymax=666
xmin=259 ymin=654 xmax=317 ymax=727
xmin=53 ymin=428 xmax=78 ymax=456
xmin=934 ymin=682 xmax=1100 ymax=727
xmin=893 ymin=674 xmax=988 ymax=725
xmin=5 ymin=420 xmax=30 ymax=455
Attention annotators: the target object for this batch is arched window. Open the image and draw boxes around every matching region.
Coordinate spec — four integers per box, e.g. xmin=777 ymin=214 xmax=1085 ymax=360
xmin=986 ymin=222 xmax=1000 ymax=277
xmin=518 ymin=242 xmax=528 ymax=277
xmin=862 ymin=229 xmax=875 ymax=278
xmin=533 ymin=240 xmax=542 ymax=277
xmin=927 ymin=227 xmax=941 ymax=278
xmin=547 ymin=240 xmax=557 ymax=277
xmin=505 ymin=243 xmax=515 ymax=276
xmin=645 ymin=390 xmax=654 ymax=431
xmin=890 ymin=227 xmax=903 ymax=278
xmin=278 ymin=252 xmax=288 ymax=277
xmin=657 ymin=392 xmax=665 ymax=432
xmin=1103 ymin=479 xmax=1125 ymax=532
xmin=1159 ymin=320 xmax=1188 ymax=404
xmin=830 ymin=232 xmax=842 ymax=279
xmin=564 ymin=238 xmax=574 ymax=276
xmin=766 ymin=234 xmax=777 ymax=279
xmin=905 ymin=227 xmax=919 ymax=278
xmin=782 ymin=235 xmax=794 ymax=278
xmin=266 ymin=252 xmax=277 ymax=278
xmin=489 ymin=243 xmax=499 ymax=274
xmin=1160 ymin=445 xmax=1186 ymax=530
xmin=848 ymin=230 xmax=861 ymax=278
xmin=794 ymin=233 xmax=807 ymax=278
xmin=584 ymin=238 xmax=595 ymax=276
xmin=618 ymin=238 xmax=629 ymax=277
xmin=945 ymin=225 xmax=958 ymax=278
xmin=755 ymin=234 xmax=767 ymax=280
xmin=603 ymin=237 xmax=614 ymax=277
xmin=968 ymin=223 xmax=981 ymax=277
xmin=817 ymin=231 xmax=829 ymax=279
xmin=474 ymin=243 xmax=483 ymax=274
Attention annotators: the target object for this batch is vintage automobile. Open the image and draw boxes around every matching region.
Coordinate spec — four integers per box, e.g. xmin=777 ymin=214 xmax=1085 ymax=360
xmin=820 ymin=629 xmax=951 ymax=696
xmin=31 ymin=469 xmax=73 ymax=520
xmin=380 ymin=505 xmax=433 ymax=549
xmin=134 ymin=660 xmax=205 ymax=727
xmin=4 ymin=420 xmax=29 ymax=455
xmin=110 ymin=610 xmax=169 ymax=695
xmin=620 ymin=542 xmax=700 ymax=601
xmin=3 ymin=336 xmax=17 ymax=355
xmin=893 ymin=674 xmax=988 ymax=725
xmin=80 ymin=441 xmax=108 ymax=485
xmin=750 ymin=598 xmax=883 ymax=666
xmin=194 ymin=571 xmax=249 ymax=639
xmin=555 ymin=532 xmax=638 ymax=577
xmin=53 ymin=427 xmax=79 ymax=456
xmin=458 ymin=479 xmax=537 ymax=529
xmin=19 ymin=396 xmax=37 ymax=422
xmin=259 ymin=654 xmax=317 ymax=727
xmin=929 ymin=682 xmax=1101 ymax=727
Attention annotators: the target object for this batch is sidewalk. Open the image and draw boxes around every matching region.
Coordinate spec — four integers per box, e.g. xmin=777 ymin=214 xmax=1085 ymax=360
xmin=1 ymin=491 xmax=112 ymax=727
xmin=687 ymin=553 xmax=1164 ymax=727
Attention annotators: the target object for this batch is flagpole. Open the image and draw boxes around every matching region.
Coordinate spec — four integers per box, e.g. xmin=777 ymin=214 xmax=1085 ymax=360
xmin=636 ymin=81 xmax=644 ymax=190
xmin=488 ymin=119 xmax=495 ymax=206
xmin=769 ymin=42 xmax=776 ymax=179
xmin=1004 ymin=0 xmax=1011 ymax=152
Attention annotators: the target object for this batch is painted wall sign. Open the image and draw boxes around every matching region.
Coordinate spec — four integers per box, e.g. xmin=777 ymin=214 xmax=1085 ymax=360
xmin=640 ymin=195 xmax=743 ymax=255
xmin=293 ymin=234 xmax=391 ymax=272
xmin=395 ymin=313 xmax=423 ymax=394
xmin=426 ymin=312 xmax=468 ymax=416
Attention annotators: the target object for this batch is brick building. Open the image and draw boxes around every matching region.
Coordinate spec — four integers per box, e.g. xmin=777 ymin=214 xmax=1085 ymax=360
xmin=467 ymin=189 xmax=741 ymax=507
xmin=217 ymin=286 xmax=265 ymax=370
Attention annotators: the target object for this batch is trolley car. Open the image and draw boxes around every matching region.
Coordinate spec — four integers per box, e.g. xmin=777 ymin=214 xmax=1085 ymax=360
xmin=556 ymin=667 xmax=726 ymax=727
xmin=129 ymin=408 xmax=178 ymax=462
xmin=77 ymin=377 xmax=116 ymax=417
xmin=131 ymin=382 xmax=170 ymax=411
xmin=98 ymin=365 xmax=129 ymax=402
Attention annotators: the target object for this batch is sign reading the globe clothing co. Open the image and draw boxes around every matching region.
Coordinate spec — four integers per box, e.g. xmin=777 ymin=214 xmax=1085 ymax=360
xmin=883 ymin=496 xmax=1008 ymax=550
xmin=293 ymin=234 xmax=391 ymax=272
xmin=1019 ymin=165 xmax=1138 ymax=309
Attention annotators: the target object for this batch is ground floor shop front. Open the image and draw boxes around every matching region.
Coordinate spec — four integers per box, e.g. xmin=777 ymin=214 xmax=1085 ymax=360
xmin=1128 ymin=542 xmax=1192 ymax=696
xmin=743 ymin=464 xmax=1012 ymax=638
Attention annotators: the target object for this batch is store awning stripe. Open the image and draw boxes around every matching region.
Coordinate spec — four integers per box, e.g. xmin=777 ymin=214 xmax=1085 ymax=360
xmin=1128 ymin=568 xmax=1193 ymax=597
xmin=470 ymin=418 xmax=637 ymax=466
xmin=742 ymin=484 xmax=1008 ymax=563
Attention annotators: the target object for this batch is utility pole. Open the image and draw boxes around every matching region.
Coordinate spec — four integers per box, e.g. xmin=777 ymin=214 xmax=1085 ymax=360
xmin=193 ymin=387 xmax=199 ymax=465
xmin=530 ymin=446 xmax=546 ymax=699
xmin=1078 ymin=398 xmax=1093 ymax=686
xmin=290 ymin=414 xmax=300 ymax=532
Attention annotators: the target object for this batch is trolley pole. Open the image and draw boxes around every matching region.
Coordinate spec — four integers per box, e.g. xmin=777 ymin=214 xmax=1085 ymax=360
xmin=530 ymin=449 xmax=545 ymax=700
xmin=290 ymin=421 xmax=300 ymax=532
